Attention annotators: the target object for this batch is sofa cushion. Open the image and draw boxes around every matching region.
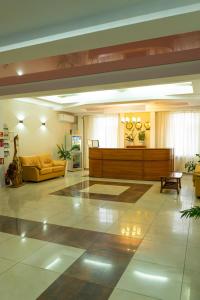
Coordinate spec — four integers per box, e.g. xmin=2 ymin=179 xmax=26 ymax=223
xmin=52 ymin=166 xmax=64 ymax=172
xmin=20 ymin=156 xmax=41 ymax=169
xmin=40 ymin=167 xmax=53 ymax=175
xmin=195 ymin=164 xmax=200 ymax=173
xmin=52 ymin=160 xmax=66 ymax=167
xmin=38 ymin=154 xmax=53 ymax=168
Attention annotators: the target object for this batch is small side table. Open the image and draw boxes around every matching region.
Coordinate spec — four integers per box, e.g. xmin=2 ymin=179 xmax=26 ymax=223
xmin=160 ymin=172 xmax=183 ymax=194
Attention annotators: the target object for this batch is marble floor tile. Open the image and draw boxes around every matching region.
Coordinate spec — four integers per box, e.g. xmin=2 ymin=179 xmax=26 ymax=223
xmin=28 ymin=222 xmax=100 ymax=249
xmin=103 ymin=201 xmax=135 ymax=211
xmin=184 ymin=246 xmax=200 ymax=272
xmin=152 ymin=212 xmax=189 ymax=228
xmin=109 ymin=288 xmax=161 ymax=300
xmin=182 ymin=269 xmax=200 ymax=295
xmin=47 ymin=210 xmax=87 ymax=227
xmin=144 ymin=230 xmax=188 ymax=247
xmin=0 ymin=258 xmax=16 ymax=275
xmin=75 ymin=215 xmax=115 ymax=232
xmin=147 ymin=222 xmax=189 ymax=237
xmin=81 ymin=184 xmax=130 ymax=195
xmin=89 ymin=232 xmax=141 ymax=256
xmin=107 ymin=222 xmax=149 ymax=239
xmin=0 ymin=215 xmax=42 ymax=236
xmin=0 ymin=235 xmax=46 ymax=262
xmin=188 ymin=234 xmax=200 ymax=249
xmin=189 ymin=219 xmax=200 ymax=233
xmin=0 ymin=232 xmax=14 ymax=244
xmin=87 ymin=206 xmax=120 ymax=221
xmin=22 ymin=243 xmax=85 ymax=273
xmin=116 ymin=209 xmax=156 ymax=225
xmin=0 ymin=263 xmax=59 ymax=300
xmin=38 ymin=275 xmax=113 ymax=300
xmin=65 ymin=249 xmax=131 ymax=288
xmin=134 ymin=239 xmax=186 ymax=268
xmin=116 ymin=259 xmax=183 ymax=300
xmin=181 ymin=282 xmax=200 ymax=300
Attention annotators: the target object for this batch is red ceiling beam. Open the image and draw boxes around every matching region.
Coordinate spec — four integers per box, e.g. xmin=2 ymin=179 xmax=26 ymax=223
xmin=0 ymin=31 xmax=199 ymax=87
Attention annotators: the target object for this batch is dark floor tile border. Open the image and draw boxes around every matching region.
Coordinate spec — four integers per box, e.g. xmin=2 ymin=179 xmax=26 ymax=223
xmin=52 ymin=180 xmax=152 ymax=203
xmin=38 ymin=275 xmax=113 ymax=300
xmin=0 ymin=214 xmax=142 ymax=300
xmin=0 ymin=215 xmax=141 ymax=253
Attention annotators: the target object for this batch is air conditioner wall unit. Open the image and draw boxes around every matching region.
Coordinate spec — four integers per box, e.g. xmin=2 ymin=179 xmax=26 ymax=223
xmin=58 ymin=113 xmax=75 ymax=123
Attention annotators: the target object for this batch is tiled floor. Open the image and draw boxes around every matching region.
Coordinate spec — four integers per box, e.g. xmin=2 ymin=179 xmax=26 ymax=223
xmin=52 ymin=180 xmax=152 ymax=203
xmin=0 ymin=171 xmax=199 ymax=299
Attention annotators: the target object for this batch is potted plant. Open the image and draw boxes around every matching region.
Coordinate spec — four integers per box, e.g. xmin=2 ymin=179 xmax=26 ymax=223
xmin=138 ymin=130 xmax=145 ymax=144
xmin=57 ymin=144 xmax=80 ymax=174
xmin=57 ymin=144 xmax=80 ymax=160
xmin=185 ymin=154 xmax=200 ymax=173
xmin=125 ymin=131 xmax=137 ymax=146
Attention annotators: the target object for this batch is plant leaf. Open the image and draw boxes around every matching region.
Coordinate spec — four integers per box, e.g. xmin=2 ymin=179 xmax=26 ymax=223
xmin=180 ymin=206 xmax=200 ymax=219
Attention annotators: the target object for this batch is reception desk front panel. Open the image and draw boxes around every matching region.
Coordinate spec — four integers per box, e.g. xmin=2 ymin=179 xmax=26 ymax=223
xmin=89 ymin=148 xmax=174 ymax=180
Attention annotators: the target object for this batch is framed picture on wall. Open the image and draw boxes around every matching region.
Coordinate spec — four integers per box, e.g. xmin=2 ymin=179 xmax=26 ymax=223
xmin=88 ymin=139 xmax=99 ymax=148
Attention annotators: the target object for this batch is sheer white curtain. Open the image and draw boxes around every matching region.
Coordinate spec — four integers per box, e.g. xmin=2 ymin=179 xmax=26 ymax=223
xmin=156 ymin=111 xmax=200 ymax=171
xmin=84 ymin=114 xmax=119 ymax=168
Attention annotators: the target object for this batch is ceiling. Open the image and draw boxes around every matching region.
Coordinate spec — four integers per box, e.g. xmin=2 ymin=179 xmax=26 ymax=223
xmin=1 ymin=0 xmax=200 ymax=64
xmin=1 ymin=0 xmax=199 ymax=46
xmin=1 ymin=1 xmax=200 ymax=114
xmin=13 ymin=74 xmax=200 ymax=114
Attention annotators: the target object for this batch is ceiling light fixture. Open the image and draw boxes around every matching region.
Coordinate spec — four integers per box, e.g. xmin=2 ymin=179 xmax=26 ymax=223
xmin=16 ymin=69 xmax=23 ymax=76
xmin=121 ymin=115 xmax=150 ymax=131
xmin=37 ymin=82 xmax=193 ymax=105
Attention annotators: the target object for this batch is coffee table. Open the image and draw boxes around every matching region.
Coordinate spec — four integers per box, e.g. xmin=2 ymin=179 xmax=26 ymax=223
xmin=160 ymin=172 xmax=183 ymax=194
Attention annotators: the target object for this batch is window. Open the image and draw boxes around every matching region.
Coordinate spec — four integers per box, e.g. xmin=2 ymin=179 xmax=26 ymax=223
xmin=156 ymin=111 xmax=200 ymax=171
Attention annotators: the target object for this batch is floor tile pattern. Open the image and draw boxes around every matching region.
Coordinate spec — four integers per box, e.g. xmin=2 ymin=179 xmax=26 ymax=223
xmin=52 ymin=180 xmax=152 ymax=203
xmin=0 ymin=172 xmax=198 ymax=299
xmin=0 ymin=215 xmax=142 ymax=299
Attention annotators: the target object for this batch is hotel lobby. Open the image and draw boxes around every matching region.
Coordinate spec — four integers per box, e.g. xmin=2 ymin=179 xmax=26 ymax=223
xmin=0 ymin=1 xmax=200 ymax=299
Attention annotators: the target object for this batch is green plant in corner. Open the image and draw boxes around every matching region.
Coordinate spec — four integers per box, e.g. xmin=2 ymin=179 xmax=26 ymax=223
xmin=180 ymin=206 xmax=200 ymax=219
xmin=185 ymin=153 xmax=200 ymax=172
xmin=185 ymin=160 xmax=197 ymax=172
xmin=57 ymin=144 xmax=80 ymax=160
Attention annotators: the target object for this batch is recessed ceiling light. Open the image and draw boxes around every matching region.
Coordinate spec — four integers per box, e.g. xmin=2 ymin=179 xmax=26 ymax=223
xmin=16 ymin=69 xmax=23 ymax=76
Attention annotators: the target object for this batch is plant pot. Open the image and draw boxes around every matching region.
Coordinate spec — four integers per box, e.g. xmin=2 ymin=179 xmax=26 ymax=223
xmin=65 ymin=160 xmax=68 ymax=176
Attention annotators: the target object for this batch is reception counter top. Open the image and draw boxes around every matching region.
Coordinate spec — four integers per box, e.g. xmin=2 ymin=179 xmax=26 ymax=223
xmin=89 ymin=148 xmax=174 ymax=180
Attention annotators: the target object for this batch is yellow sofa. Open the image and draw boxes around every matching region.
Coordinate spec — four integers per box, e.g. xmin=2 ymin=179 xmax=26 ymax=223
xmin=19 ymin=153 xmax=66 ymax=182
xmin=193 ymin=164 xmax=200 ymax=197
xmin=195 ymin=175 xmax=200 ymax=197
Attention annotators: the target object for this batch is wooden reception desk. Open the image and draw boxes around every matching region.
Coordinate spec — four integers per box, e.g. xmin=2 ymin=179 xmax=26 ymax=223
xmin=89 ymin=148 xmax=174 ymax=181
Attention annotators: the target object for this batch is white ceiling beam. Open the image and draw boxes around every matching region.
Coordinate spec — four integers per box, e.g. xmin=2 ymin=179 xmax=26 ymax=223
xmin=0 ymin=9 xmax=200 ymax=64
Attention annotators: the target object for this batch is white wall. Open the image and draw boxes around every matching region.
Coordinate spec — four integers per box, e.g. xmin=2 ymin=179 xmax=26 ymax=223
xmin=0 ymin=100 xmax=72 ymax=164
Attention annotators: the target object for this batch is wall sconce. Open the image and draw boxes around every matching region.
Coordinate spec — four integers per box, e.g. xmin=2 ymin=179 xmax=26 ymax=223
xmin=40 ymin=119 xmax=47 ymax=131
xmin=40 ymin=117 xmax=47 ymax=128
xmin=17 ymin=118 xmax=24 ymax=129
